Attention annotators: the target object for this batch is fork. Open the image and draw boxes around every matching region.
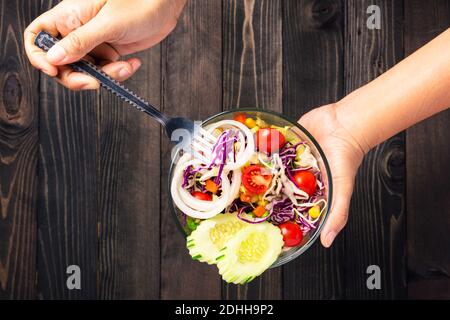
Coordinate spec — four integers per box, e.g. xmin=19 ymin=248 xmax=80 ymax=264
xmin=34 ymin=31 xmax=216 ymax=163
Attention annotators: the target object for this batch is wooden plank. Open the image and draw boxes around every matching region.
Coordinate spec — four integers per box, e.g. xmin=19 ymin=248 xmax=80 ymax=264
xmin=97 ymin=48 xmax=161 ymax=299
xmin=0 ymin=0 xmax=40 ymax=299
xmin=38 ymin=80 xmax=98 ymax=299
xmin=404 ymin=0 xmax=450 ymax=300
xmin=37 ymin=1 xmax=98 ymax=298
xmin=282 ymin=0 xmax=345 ymax=299
xmin=160 ymin=0 xmax=223 ymax=299
xmin=222 ymin=0 xmax=282 ymax=111
xmin=221 ymin=0 xmax=283 ymax=300
xmin=343 ymin=0 xmax=406 ymax=299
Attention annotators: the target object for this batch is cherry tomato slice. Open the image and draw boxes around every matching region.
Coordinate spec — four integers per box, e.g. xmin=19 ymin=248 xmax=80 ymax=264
xmin=233 ymin=113 xmax=247 ymax=124
xmin=292 ymin=171 xmax=317 ymax=196
xmin=191 ymin=191 xmax=212 ymax=201
xmin=242 ymin=165 xmax=272 ymax=195
xmin=278 ymin=222 xmax=303 ymax=247
xmin=256 ymin=128 xmax=286 ymax=154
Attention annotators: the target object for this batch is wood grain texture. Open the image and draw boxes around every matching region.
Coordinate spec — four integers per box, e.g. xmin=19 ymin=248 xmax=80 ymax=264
xmin=404 ymin=0 xmax=450 ymax=300
xmin=0 ymin=0 xmax=39 ymax=299
xmin=160 ymin=0 xmax=223 ymax=299
xmin=282 ymin=0 xmax=345 ymax=300
xmin=343 ymin=0 xmax=406 ymax=299
xmin=37 ymin=78 xmax=98 ymax=299
xmin=1 ymin=0 xmax=450 ymax=300
xmin=97 ymin=48 xmax=161 ymax=299
xmin=221 ymin=0 xmax=283 ymax=300
xmin=37 ymin=0 xmax=98 ymax=297
xmin=222 ymin=0 xmax=282 ymax=111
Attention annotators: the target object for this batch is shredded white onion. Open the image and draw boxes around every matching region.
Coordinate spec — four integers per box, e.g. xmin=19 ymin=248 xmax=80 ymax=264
xmin=294 ymin=198 xmax=327 ymax=224
xmin=295 ymin=145 xmax=319 ymax=170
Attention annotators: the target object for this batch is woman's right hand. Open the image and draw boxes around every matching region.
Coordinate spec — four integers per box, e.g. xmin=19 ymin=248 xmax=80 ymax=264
xmin=24 ymin=0 xmax=186 ymax=90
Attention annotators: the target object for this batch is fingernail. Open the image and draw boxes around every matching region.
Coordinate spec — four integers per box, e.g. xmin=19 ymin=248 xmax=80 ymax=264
xmin=81 ymin=83 xmax=97 ymax=90
xmin=131 ymin=60 xmax=142 ymax=70
xmin=118 ymin=67 xmax=131 ymax=79
xmin=325 ymin=231 xmax=337 ymax=247
xmin=47 ymin=45 xmax=66 ymax=63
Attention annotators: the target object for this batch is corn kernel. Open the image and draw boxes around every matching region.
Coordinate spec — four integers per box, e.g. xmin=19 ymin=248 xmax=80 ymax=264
xmin=250 ymin=126 xmax=260 ymax=133
xmin=308 ymin=205 xmax=321 ymax=219
xmin=245 ymin=118 xmax=256 ymax=128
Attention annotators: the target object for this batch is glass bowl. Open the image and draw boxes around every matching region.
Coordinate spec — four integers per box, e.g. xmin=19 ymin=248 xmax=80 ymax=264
xmin=168 ymin=108 xmax=332 ymax=268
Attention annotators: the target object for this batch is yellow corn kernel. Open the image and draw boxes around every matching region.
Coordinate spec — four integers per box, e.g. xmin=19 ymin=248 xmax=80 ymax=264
xmin=308 ymin=205 xmax=321 ymax=219
xmin=250 ymin=126 xmax=260 ymax=133
xmin=245 ymin=118 xmax=256 ymax=129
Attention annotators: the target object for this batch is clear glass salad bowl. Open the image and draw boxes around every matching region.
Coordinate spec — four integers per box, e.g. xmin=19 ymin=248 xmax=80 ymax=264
xmin=168 ymin=108 xmax=332 ymax=268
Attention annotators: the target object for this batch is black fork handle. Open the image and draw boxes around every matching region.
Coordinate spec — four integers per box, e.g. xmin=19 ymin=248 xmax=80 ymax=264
xmin=34 ymin=31 xmax=168 ymax=126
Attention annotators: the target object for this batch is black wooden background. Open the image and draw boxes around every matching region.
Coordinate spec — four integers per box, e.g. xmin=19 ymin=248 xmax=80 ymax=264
xmin=0 ymin=0 xmax=449 ymax=300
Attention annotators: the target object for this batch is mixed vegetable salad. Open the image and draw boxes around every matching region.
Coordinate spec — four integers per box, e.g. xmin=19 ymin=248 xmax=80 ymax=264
xmin=170 ymin=112 xmax=327 ymax=284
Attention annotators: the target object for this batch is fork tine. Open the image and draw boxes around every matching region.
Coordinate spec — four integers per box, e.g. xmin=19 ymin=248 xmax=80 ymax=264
xmin=197 ymin=127 xmax=217 ymax=142
xmin=191 ymin=140 xmax=213 ymax=156
xmin=189 ymin=149 xmax=210 ymax=164
xmin=193 ymin=136 xmax=214 ymax=150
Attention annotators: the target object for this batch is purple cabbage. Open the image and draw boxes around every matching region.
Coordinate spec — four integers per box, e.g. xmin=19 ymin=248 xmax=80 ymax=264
xmin=207 ymin=130 xmax=239 ymax=185
xmin=182 ymin=165 xmax=193 ymax=188
xmin=182 ymin=164 xmax=209 ymax=189
xmin=180 ymin=129 xmax=239 ymax=191
xmin=269 ymin=198 xmax=295 ymax=225
xmin=295 ymin=213 xmax=317 ymax=231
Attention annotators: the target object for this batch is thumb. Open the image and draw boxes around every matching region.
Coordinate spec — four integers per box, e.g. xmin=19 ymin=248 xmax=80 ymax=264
xmin=46 ymin=18 xmax=110 ymax=65
xmin=320 ymin=176 xmax=355 ymax=248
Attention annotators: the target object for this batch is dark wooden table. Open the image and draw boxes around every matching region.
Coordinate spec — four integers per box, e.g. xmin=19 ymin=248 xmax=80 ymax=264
xmin=1 ymin=0 xmax=449 ymax=300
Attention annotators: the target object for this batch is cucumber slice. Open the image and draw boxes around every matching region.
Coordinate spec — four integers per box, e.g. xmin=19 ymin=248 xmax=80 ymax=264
xmin=186 ymin=213 xmax=248 ymax=264
xmin=217 ymin=222 xmax=283 ymax=285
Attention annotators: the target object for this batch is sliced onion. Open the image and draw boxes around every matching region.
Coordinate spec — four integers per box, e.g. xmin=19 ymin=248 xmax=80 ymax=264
xmin=171 ymin=157 xmax=241 ymax=219
xmin=227 ymin=169 xmax=241 ymax=203
xmin=205 ymin=120 xmax=255 ymax=170
xmin=171 ymin=160 xmax=229 ymax=217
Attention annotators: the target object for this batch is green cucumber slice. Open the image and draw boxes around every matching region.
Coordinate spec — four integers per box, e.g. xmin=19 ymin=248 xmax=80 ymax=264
xmin=186 ymin=213 xmax=248 ymax=264
xmin=217 ymin=222 xmax=283 ymax=284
